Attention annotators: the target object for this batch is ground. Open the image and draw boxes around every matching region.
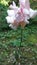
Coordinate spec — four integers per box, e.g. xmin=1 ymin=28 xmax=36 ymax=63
xmin=0 ymin=24 xmax=37 ymax=65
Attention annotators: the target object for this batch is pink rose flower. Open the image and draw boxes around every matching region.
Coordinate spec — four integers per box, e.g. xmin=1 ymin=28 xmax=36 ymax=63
xmin=6 ymin=0 xmax=37 ymax=30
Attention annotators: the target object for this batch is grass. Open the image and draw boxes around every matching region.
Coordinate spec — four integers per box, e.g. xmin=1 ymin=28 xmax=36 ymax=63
xmin=0 ymin=24 xmax=37 ymax=65
xmin=0 ymin=24 xmax=37 ymax=46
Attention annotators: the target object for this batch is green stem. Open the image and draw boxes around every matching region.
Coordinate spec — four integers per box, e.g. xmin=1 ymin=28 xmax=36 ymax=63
xmin=20 ymin=27 xmax=23 ymax=46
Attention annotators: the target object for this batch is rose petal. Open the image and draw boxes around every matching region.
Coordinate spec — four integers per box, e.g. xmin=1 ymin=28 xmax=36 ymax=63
xmin=6 ymin=16 xmax=15 ymax=23
xmin=7 ymin=10 xmax=15 ymax=16
xmin=29 ymin=8 xmax=37 ymax=18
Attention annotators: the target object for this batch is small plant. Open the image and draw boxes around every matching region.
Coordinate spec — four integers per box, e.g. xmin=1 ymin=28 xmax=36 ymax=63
xmin=6 ymin=0 xmax=37 ymax=46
